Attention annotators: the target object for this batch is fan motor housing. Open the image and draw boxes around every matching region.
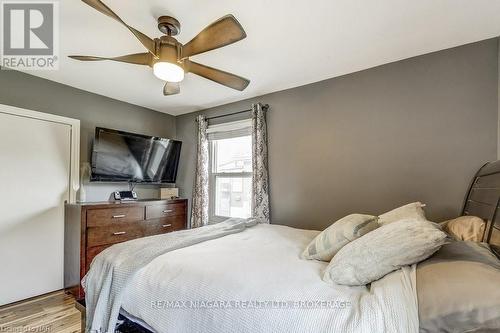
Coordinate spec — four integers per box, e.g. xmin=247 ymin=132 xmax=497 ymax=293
xmin=156 ymin=36 xmax=182 ymax=64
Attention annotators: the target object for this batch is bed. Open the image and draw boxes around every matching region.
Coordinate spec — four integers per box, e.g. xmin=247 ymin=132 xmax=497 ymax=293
xmin=118 ymin=223 xmax=418 ymax=333
xmin=84 ymin=161 xmax=500 ymax=333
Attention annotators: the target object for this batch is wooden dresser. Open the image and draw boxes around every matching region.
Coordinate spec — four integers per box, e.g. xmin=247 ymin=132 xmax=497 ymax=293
xmin=64 ymin=199 xmax=187 ymax=300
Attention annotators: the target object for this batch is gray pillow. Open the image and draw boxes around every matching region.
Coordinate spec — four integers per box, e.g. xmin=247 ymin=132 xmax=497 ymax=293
xmin=323 ymin=218 xmax=447 ymax=286
xmin=417 ymin=241 xmax=500 ymax=333
xmin=301 ymin=214 xmax=379 ymax=261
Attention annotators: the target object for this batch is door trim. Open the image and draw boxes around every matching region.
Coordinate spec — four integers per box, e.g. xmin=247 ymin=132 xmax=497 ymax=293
xmin=0 ymin=104 xmax=80 ymax=203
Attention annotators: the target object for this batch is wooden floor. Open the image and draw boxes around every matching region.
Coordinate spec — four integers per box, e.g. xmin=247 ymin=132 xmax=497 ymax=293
xmin=0 ymin=291 xmax=82 ymax=333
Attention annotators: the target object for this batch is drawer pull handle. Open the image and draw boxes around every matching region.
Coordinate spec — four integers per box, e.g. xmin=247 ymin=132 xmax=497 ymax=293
xmin=162 ymin=224 xmax=172 ymax=228
xmin=113 ymin=231 xmax=126 ymax=236
xmin=163 ymin=210 xmax=173 ymax=213
xmin=112 ymin=214 xmax=126 ymax=219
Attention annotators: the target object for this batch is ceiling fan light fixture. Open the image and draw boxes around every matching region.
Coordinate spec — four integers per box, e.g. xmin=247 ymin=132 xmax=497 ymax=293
xmin=70 ymin=2 xmax=250 ymax=95
xmin=153 ymin=62 xmax=184 ymax=82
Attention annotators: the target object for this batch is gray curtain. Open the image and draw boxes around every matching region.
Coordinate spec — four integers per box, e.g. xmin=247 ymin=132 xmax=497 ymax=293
xmin=251 ymin=103 xmax=270 ymax=223
xmin=191 ymin=115 xmax=209 ymax=228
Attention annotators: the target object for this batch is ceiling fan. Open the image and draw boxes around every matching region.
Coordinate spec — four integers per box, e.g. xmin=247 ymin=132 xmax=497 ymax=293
xmin=69 ymin=0 xmax=250 ymax=96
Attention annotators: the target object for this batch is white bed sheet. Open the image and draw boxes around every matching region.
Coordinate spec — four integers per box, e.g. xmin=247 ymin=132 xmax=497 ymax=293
xmin=121 ymin=224 xmax=418 ymax=333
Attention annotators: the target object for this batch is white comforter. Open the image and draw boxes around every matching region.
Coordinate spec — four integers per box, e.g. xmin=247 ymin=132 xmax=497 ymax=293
xmin=121 ymin=224 xmax=419 ymax=333
xmin=84 ymin=218 xmax=256 ymax=332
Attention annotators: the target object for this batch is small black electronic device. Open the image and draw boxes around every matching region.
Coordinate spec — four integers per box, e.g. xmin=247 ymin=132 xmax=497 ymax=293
xmin=114 ymin=191 xmax=138 ymax=201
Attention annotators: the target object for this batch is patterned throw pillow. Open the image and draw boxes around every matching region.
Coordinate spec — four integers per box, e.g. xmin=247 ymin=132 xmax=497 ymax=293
xmin=323 ymin=218 xmax=448 ymax=286
xmin=302 ymin=214 xmax=379 ymax=261
xmin=378 ymin=202 xmax=426 ymax=225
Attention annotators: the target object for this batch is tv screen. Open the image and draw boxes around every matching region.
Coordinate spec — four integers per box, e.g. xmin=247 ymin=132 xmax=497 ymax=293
xmin=90 ymin=127 xmax=182 ymax=183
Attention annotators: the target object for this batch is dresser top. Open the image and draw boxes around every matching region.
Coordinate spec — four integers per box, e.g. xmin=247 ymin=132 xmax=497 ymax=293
xmin=66 ymin=198 xmax=187 ymax=209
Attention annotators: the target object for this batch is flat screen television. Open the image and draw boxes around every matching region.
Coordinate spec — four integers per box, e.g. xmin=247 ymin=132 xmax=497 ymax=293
xmin=90 ymin=127 xmax=182 ymax=183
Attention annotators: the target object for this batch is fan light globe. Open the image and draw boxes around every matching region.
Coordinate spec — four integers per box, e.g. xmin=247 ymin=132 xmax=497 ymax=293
xmin=153 ymin=62 xmax=184 ymax=82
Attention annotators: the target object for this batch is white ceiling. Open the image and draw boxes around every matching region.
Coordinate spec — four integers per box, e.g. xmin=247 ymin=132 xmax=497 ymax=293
xmin=24 ymin=0 xmax=500 ymax=115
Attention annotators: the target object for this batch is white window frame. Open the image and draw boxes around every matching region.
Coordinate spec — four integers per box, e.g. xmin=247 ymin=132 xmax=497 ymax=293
xmin=208 ymin=119 xmax=252 ymax=223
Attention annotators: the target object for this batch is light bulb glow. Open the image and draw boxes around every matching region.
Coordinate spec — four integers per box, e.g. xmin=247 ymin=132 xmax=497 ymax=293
xmin=153 ymin=62 xmax=184 ymax=82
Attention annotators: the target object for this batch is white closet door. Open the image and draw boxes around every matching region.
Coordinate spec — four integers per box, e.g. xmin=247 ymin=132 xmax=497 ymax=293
xmin=0 ymin=112 xmax=71 ymax=305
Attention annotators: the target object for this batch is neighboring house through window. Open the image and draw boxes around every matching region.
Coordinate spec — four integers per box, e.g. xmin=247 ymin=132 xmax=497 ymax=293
xmin=207 ymin=119 xmax=252 ymax=222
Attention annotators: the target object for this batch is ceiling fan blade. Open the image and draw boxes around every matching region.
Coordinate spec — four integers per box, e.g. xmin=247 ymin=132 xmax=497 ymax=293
xmin=82 ymin=0 xmax=156 ymax=55
xmin=163 ymin=82 xmax=180 ymax=96
xmin=186 ymin=60 xmax=249 ymax=91
xmin=69 ymin=53 xmax=152 ymax=66
xmin=182 ymin=15 xmax=246 ymax=58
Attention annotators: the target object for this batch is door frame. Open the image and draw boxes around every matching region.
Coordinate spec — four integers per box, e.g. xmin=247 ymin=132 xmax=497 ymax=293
xmin=0 ymin=103 xmax=80 ymax=203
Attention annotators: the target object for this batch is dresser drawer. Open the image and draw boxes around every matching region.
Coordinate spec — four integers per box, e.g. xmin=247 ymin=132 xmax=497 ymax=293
xmin=87 ymin=207 xmax=144 ymax=227
xmin=144 ymin=215 xmax=186 ymax=236
xmin=146 ymin=203 xmax=185 ymax=220
xmin=87 ymin=225 xmax=144 ymax=247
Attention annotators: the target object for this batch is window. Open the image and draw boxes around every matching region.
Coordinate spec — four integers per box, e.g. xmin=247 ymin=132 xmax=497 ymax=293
xmin=208 ymin=120 xmax=252 ymax=222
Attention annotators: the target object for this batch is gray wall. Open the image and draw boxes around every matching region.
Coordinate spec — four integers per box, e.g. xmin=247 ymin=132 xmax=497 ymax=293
xmin=0 ymin=69 xmax=176 ymax=201
xmin=175 ymin=39 xmax=499 ymax=230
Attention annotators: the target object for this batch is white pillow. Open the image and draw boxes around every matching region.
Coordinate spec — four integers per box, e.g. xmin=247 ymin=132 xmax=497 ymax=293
xmin=323 ymin=218 xmax=447 ymax=286
xmin=302 ymin=214 xmax=379 ymax=261
xmin=378 ymin=202 xmax=426 ymax=225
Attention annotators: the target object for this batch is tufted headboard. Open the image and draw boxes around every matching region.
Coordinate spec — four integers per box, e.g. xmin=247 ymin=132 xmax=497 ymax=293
xmin=462 ymin=160 xmax=500 ymax=258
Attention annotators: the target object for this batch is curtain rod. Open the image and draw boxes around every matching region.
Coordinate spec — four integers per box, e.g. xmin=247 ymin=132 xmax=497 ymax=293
xmin=196 ymin=104 xmax=269 ymax=122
